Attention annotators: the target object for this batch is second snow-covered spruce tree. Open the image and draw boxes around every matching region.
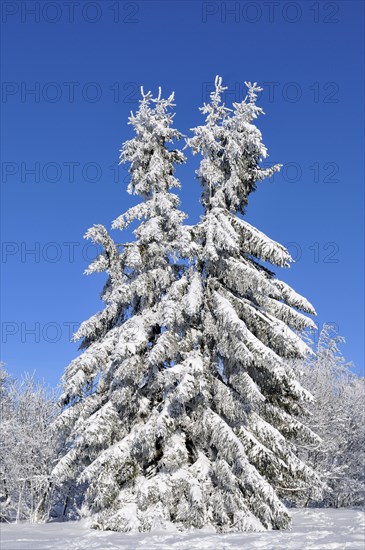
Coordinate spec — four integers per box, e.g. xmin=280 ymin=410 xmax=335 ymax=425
xmin=53 ymin=78 xmax=321 ymax=532
xmin=183 ymin=77 xmax=321 ymax=530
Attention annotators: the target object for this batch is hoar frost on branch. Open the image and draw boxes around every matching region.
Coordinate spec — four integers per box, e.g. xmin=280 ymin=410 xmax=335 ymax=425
xmin=51 ymin=77 xmax=321 ymax=532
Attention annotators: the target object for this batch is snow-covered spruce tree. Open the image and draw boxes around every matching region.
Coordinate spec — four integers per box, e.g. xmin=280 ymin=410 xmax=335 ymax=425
xmin=293 ymin=325 xmax=365 ymax=508
xmin=51 ymin=89 xmax=200 ymax=530
xmin=179 ymin=76 xmax=322 ymax=530
xmin=52 ymin=79 xmax=321 ymax=533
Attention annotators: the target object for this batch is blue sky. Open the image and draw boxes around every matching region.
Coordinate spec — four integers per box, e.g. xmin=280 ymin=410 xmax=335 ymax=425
xmin=1 ymin=0 xmax=364 ymax=387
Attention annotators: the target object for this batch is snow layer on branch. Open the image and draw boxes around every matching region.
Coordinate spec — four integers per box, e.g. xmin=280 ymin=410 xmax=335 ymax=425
xmin=261 ymin=297 xmax=317 ymax=331
xmin=271 ymin=280 xmax=317 ymax=315
xmin=230 ymin=216 xmax=292 ymax=267
xmin=217 ymin=285 xmax=313 ymax=359
xmin=220 ymin=257 xmax=279 ymax=298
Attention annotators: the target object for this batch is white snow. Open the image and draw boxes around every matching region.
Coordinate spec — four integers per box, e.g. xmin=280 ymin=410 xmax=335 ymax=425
xmin=1 ymin=508 xmax=364 ymax=549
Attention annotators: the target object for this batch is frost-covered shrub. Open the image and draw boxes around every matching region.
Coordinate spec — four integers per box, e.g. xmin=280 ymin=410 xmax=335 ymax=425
xmin=0 ymin=365 xmax=58 ymax=522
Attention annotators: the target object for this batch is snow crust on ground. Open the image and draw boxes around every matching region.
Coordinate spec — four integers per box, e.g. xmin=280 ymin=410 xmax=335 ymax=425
xmin=1 ymin=508 xmax=364 ymax=549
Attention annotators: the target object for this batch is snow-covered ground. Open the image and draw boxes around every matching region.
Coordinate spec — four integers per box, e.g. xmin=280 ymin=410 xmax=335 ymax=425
xmin=1 ymin=508 xmax=364 ymax=549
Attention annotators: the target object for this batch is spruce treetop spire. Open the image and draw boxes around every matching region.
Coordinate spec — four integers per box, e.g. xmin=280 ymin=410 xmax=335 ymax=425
xmin=120 ymin=87 xmax=185 ymax=199
xmin=189 ymin=75 xmax=282 ymax=214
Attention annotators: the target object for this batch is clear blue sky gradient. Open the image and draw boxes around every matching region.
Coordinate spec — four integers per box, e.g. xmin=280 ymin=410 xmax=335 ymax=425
xmin=1 ymin=1 xmax=364 ymax=387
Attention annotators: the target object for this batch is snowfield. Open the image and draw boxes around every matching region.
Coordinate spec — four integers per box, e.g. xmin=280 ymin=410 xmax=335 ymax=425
xmin=1 ymin=508 xmax=364 ymax=550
